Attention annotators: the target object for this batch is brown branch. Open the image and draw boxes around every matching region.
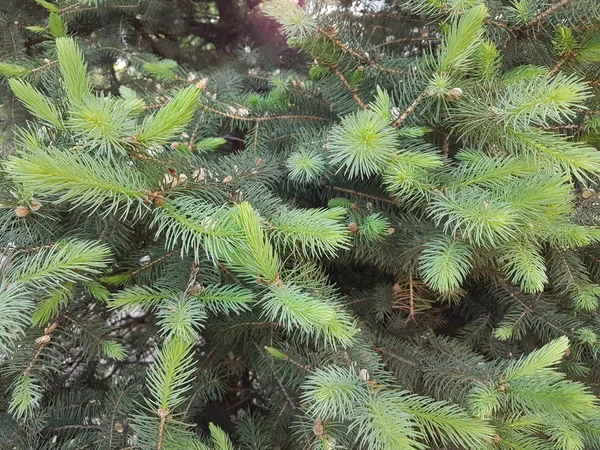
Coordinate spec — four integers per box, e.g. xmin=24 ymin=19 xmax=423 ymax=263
xmin=13 ymin=242 xmax=56 ymax=254
xmin=144 ymin=101 xmax=170 ymax=111
xmin=538 ymin=124 xmax=581 ymax=131
xmin=131 ymin=250 xmax=177 ymax=277
xmin=548 ymin=53 xmax=574 ymax=76
xmin=442 ymin=132 xmax=451 ymax=157
xmin=41 ymin=424 xmax=100 ymax=434
xmin=24 ymin=323 xmax=58 ymax=377
xmin=372 ymin=346 xmax=417 ymax=367
xmin=60 ymin=3 xmax=141 ymax=15
xmin=265 ymin=346 xmax=314 ymax=373
xmin=406 ymin=271 xmax=415 ymax=325
xmin=156 ymin=409 xmax=169 ymax=450
xmin=318 ymin=27 xmax=407 ymax=75
xmin=108 ymin=390 xmax=126 ymax=449
xmin=63 ymin=315 xmax=106 ymax=347
xmin=184 ymin=261 xmax=199 ymax=295
xmin=329 ymin=65 xmax=367 ymax=109
xmin=525 ymin=0 xmax=575 ymax=29
xmin=392 ymin=90 xmax=428 ymax=128
xmin=29 ymin=60 xmax=59 ymax=75
xmin=326 ymin=185 xmax=397 ymax=205
xmin=373 ymin=36 xmax=439 ymax=49
xmin=199 ymin=104 xmax=329 ymax=123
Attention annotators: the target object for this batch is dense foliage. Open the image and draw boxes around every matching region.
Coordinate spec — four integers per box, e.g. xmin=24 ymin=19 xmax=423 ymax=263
xmin=1 ymin=0 xmax=600 ymax=449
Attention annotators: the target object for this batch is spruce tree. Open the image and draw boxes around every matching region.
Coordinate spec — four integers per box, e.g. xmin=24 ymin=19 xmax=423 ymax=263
xmin=1 ymin=0 xmax=600 ymax=449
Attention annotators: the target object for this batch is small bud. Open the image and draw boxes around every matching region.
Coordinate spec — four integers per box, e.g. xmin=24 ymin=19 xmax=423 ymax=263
xmin=193 ymin=168 xmax=207 ymax=182
xmin=236 ymin=107 xmax=250 ymax=117
xmin=313 ymin=419 xmax=324 ymax=437
xmin=147 ymin=191 xmax=165 ymax=206
xmin=348 ymin=222 xmax=359 ymax=234
xmin=35 ymin=334 xmax=51 ymax=345
xmin=223 ymin=175 xmax=233 ymax=184
xmin=162 ymin=172 xmax=187 ymax=188
xmin=387 ymin=227 xmax=395 ymax=235
xmin=582 ymin=190 xmax=594 ymax=199
xmin=114 ymin=422 xmax=124 ymax=433
xmin=196 ymin=78 xmax=208 ymax=90
xmin=445 ymin=87 xmax=463 ymax=101
xmin=14 ymin=206 xmax=30 ymax=218
xmin=170 ymin=142 xmax=180 ymax=149
xmin=30 ymin=201 xmax=41 ymax=211
xmin=359 ymin=368 xmax=369 ymax=382
xmin=45 ymin=323 xmax=58 ymax=334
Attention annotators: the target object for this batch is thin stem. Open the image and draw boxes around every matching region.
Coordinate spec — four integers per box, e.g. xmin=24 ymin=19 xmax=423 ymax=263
xmin=372 ymin=346 xmax=418 ymax=367
xmin=318 ymin=27 xmax=407 ymax=75
xmin=29 ymin=60 xmax=59 ymax=75
xmin=525 ymin=0 xmax=575 ymax=28
xmin=24 ymin=323 xmax=58 ymax=376
xmin=329 ymin=64 xmax=367 ymax=109
xmin=200 ymin=104 xmax=329 ymax=123
xmin=326 ymin=185 xmax=397 ymax=205
xmin=392 ymin=90 xmax=427 ymax=128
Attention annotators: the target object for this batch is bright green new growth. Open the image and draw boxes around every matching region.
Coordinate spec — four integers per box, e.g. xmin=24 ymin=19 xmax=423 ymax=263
xmin=1 ymin=0 xmax=600 ymax=449
xmin=327 ymin=110 xmax=399 ymax=179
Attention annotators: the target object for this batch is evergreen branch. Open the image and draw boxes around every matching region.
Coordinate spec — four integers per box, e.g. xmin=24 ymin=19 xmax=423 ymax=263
xmin=302 ymin=365 xmax=368 ymax=421
xmin=5 ymin=148 xmax=151 ymax=217
xmin=418 ymin=236 xmax=473 ymax=293
xmin=399 ymin=394 xmax=494 ymax=449
xmin=137 ymin=85 xmax=201 ymax=145
xmin=269 ymin=206 xmax=350 ymax=258
xmin=199 ymin=104 xmax=329 ymax=123
xmin=373 ymin=36 xmax=440 ymax=49
xmin=195 ymin=285 xmax=255 ymax=315
xmin=437 ymin=5 xmax=487 ymax=72
xmin=503 ymin=336 xmax=569 ymax=382
xmin=261 ymin=283 xmax=356 ymax=348
xmin=9 ymin=323 xmax=57 ymax=419
xmin=392 ymin=90 xmax=427 ymax=128
xmin=524 ymin=0 xmax=576 ymax=29
xmin=8 ymin=239 xmax=111 ymax=288
xmin=28 ymin=59 xmax=58 ymax=75
xmin=329 ymin=65 xmax=367 ymax=109
xmin=372 ymin=346 xmax=418 ymax=367
xmin=59 ymin=3 xmax=141 ymax=15
xmin=56 ymin=37 xmax=91 ymax=103
xmin=146 ymin=337 xmax=196 ymax=411
xmin=326 ymin=184 xmax=397 ymax=205
xmin=8 ymin=78 xmax=63 ymax=128
xmin=152 ymin=197 xmax=243 ymax=262
xmin=0 ymin=283 xmax=34 ymax=353
xmin=317 ymin=27 xmax=407 ymax=75
xmin=130 ymin=250 xmax=178 ymax=277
